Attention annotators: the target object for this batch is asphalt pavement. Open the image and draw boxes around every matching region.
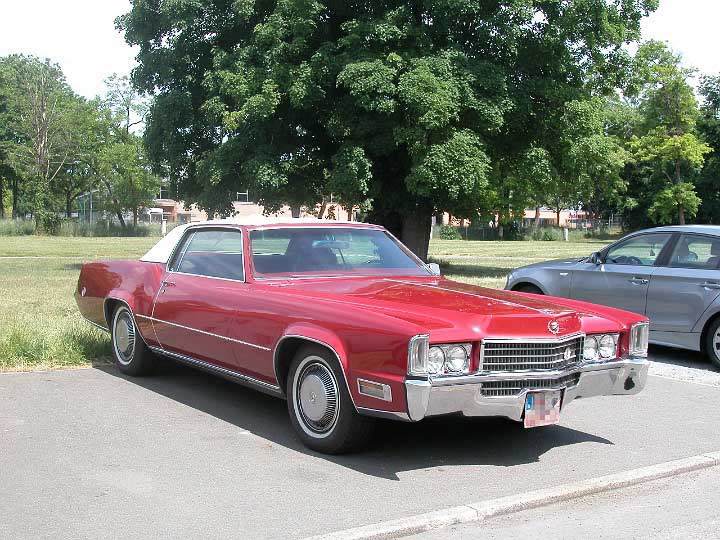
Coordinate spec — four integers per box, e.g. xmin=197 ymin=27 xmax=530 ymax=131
xmin=1 ymin=346 xmax=719 ymax=540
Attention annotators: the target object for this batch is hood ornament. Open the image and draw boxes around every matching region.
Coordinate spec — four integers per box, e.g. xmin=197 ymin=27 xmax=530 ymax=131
xmin=548 ymin=320 xmax=560 ymax=334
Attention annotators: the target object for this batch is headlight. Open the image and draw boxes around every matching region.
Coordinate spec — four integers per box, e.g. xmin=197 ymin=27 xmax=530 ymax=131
xmin=599 ymin=334 xmax=617 ymax=359
xmin=446 ymin=345 xmax=470 ymax=373
xmin=426 ymin=343 xmax=472 ymax=376
xmin=428 ymin=346 xmax=445 ymax=374
xmin=629 ymin=322 xmax=649 ymax=357
xmin=583 ymin=336 xmax=598 ymax=362
xmin=584 ymin=333 xmax=619 ymax=362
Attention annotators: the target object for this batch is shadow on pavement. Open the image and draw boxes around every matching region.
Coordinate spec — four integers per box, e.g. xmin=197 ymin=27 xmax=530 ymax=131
xmin=96 ymin=360 xmax=613 ymax=481
xmin=649 ymin=345 xmax=718 ymax=372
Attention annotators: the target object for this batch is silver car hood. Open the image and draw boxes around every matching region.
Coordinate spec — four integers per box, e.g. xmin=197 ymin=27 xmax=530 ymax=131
xmin=517 ymin=257 xmax=587 ymax=270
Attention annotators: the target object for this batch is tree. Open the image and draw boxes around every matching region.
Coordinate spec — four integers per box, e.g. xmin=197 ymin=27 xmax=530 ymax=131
xmin=626 ymin=42 xmax=710 ymax=225
xmin=694 ymin=75 xmax=720 ymax=223
xmin=119 ymin=0 xmax=658 ymax=258
xmin=99 ymin=136 xmax=160 ymax=226
xmin=0 ymin=55 xmax=91 ymax=228
xmin=104 ymin=73 xmax=149 ymax=134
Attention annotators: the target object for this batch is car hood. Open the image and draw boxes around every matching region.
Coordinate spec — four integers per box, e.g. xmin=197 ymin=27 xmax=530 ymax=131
xmin=264 ymin=276 xmax=617 ymax=340
xmin=516 ymin=257 xmax=587 ymax=270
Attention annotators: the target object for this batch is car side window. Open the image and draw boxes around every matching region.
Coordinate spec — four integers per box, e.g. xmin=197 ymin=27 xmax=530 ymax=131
xmin=171 ymin=229 xmax=245 ymax=281
xmin=604 ymin=233 xmax=671 ymax=266
xmin=668 ymin=235 xmax=720 ymax=269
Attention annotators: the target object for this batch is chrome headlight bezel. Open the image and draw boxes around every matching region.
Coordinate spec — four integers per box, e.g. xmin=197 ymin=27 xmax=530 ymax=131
xmin=583 ymin=333 xmax=619 ymax=363
xmin=629 ymin=322 xmax=649 ymax=357
xmin=428 ymin=343 xmax=472 ymax=376
xmin=408 ymin=334 xmax=430 ymax=376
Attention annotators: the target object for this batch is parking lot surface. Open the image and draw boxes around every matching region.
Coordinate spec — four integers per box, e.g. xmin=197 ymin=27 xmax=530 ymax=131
xmin=1 ymin=347 xmax=718 ymax=540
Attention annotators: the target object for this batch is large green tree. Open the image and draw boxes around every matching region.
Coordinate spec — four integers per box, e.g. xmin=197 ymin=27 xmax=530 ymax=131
xmin=119 ymin=0 xmax=657 ymax=257
xmin=625 ymin=41 xmax=710 ymax=226
xmin=695 ymin=75 xmax=720 ymax=223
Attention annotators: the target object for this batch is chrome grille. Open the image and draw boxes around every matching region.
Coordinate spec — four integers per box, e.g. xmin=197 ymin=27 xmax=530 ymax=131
xmin=480 ymin=336 xmax=583 ymax=372
xmin=480 ymin=373 xmax=581 ymax=397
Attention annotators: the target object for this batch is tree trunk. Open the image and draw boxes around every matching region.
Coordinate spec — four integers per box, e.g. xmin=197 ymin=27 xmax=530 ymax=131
xmin=66 ymin=192 xmax=72 ymax=218
xmin=133 ymin=207 xmax=138 ymax=226
xmin=678 ymin=204 xmax=686 ymax=225
xmin=400 ymin=209 xmax=432 ymax=261
xmin=290 ymin=205 xmax=301 ymax=218
xmin=317 ymin=200 xmax=328 ymax=219
xmin=556 ymin=207 xmax=561 ymax=228
xmin=12 ymin=176 xmax=19 ymax=219
xmin=102 ymin=179 xmax=126 ymax=228
xmin=0 ymin=176 xmax=4 ymax=219
xmin=533 ymin=204 xmax=541 ymax=230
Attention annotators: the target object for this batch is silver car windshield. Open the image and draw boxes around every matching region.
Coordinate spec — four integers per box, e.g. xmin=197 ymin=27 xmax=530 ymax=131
xmin=249 ymin=227 xmax=430 ymax=278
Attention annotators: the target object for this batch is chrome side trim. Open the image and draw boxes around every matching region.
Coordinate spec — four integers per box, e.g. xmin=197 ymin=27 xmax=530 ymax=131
xmin=136 ymin=314 xmax=271 ymax=351
xmin=357 ymin=378 xmax=393 ymax=402
xmin=357 ymin=407 xmax=411 ymax=422
xmin=149 ymin=346 xmax=283 ymax=397
xmin=81 ymin=314 xmax=109 ymax=333
xmin=272 ymin=334 xmax=358 ymax=411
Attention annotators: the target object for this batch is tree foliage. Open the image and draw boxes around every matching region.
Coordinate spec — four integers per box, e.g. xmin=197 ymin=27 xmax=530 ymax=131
xmin=119 ymin=0 xmax=657 ymax=257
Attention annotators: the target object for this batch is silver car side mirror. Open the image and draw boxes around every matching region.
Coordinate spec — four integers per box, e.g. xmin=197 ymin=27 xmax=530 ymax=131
xmin=589 ymin=252 xmax=603 ymax=265
xmin=426 ymin=263 xmax=441 ymax=276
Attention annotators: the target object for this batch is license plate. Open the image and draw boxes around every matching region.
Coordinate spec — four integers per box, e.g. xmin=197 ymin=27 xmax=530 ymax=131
xmin=524 ymin=390 xmax=562 ymax=428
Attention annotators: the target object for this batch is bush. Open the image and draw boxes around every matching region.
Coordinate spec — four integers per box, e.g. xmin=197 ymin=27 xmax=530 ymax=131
xmin=58 ymin=220 xmax=158 ymax=237
xmin=0 ymin=219 xmax=36 ymax=236
xmin=542 ymin=229 xmax=559 ymax=241
xmin=438 ymin=225 xmax=462 ymax=240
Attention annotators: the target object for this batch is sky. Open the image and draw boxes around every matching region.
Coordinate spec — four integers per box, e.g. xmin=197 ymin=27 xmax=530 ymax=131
xmin=0 ymin=0 xmax=719 ymax=99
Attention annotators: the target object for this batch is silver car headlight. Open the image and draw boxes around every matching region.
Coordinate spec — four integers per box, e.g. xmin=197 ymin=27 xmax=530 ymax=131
xmin=629 ymin=322 xmax=649 ymax=357
xmin=584 ymin=334 xmax=619 ymax=362
xmin=428 ymin=343 xmax=472 ymax=376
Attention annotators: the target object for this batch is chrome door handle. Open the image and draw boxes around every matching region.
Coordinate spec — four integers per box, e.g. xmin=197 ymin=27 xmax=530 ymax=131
xmin=700 ymin=282 xmax=720 ymax=290
xmin=628 ymin=277 xmax=649 ymax=285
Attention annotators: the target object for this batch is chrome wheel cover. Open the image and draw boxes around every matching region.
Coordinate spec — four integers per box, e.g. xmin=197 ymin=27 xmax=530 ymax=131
xmin=713 ymin=329 xmax=720 ymax=358
xmin=294 ymin=357 xmax=339 ymax=437
xmin=113 ymin=309 xmax=136 ymax=366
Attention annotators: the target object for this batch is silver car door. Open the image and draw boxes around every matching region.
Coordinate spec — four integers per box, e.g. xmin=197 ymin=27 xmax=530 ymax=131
xmin=646 ymin=234 xmax=720 ymax=333
xmin=569 ymin=233 xmax=672 ymax=315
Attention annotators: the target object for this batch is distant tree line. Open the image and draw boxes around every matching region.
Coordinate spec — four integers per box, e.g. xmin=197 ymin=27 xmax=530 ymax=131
xmin=0 ymin=55 xmax=160 ymax=232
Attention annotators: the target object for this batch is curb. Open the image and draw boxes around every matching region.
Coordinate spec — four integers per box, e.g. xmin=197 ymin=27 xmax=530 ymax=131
xmin=303 ymin=451 xmax=720 ymax=540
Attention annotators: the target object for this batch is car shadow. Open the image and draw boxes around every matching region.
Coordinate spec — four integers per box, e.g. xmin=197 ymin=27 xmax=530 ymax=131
xmin=649 ymin=345 xmax=718 ymax=372
xmin=95 ymin=360 xmax=613 ymax=480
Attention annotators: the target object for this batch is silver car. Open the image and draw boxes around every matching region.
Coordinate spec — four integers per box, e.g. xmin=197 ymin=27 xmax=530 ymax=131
xmin=506 ymin=225 xmax=720 ymax=368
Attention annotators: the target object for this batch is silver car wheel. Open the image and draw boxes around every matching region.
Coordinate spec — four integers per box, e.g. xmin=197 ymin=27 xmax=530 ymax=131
xmin=293 ymin=356 xmax=339 ymax=438
xmin=112 ymin=308 xmax=136 ymax=366
xmin=713 ymin=330 xmax=720 ymax=355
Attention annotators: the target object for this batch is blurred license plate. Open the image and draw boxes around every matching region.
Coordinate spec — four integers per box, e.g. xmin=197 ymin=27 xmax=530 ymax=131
xmin=524 ymin=390 xmax=562 ymax=428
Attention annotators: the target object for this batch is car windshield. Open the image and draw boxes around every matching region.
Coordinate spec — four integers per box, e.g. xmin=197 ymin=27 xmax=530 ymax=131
xmin=249 ymin=227 xmax=430 ymax=278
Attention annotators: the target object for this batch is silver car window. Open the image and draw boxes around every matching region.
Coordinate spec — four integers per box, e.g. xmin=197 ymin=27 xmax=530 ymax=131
xmin=668 ymin=235 xmax=720 ymax=269
xmin=604 ymin=233 xmax=671 ymax=266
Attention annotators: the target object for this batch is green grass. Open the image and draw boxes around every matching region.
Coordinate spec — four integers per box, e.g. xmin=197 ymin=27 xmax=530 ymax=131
xmin=0 ymin=237 xmax=156 ymax=372
xmin=0 ymin=235 xmax=610 ymax=372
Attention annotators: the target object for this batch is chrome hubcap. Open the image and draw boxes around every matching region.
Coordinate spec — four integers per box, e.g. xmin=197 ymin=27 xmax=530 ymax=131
xmin=297 ymin=361 xmax=338 ymax=434
xmin=713 ymin=330 xmax=720 ymax=354
xmin=114 ymin=311 xmax=136 ymax=365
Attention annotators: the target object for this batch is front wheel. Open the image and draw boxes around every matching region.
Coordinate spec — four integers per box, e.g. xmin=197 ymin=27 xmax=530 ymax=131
xmin=286 ymin=345 xmax=375 ymax=454
xmin=514 ymin=283 xmax=543 ymax=295
xmin=111 ymin=305 xmax=156 ymax=376
xmin=705 ymin=318 xmax=720 ymax=369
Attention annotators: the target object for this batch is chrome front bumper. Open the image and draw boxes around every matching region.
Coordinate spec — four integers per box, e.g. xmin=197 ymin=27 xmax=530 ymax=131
xmin=404 ymin=357 xmax=649 ymax=422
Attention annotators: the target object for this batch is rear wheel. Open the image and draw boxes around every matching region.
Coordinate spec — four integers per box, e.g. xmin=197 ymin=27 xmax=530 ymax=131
xmin=286 ymin=344 xmax=375 ymax=454
xmin=111 ymin=305 xmax=156 ymax=376
xmin=704 ymin=318 xmax=720 ymax=369
xmin=514 ymin=283 xmax=543 ymax=295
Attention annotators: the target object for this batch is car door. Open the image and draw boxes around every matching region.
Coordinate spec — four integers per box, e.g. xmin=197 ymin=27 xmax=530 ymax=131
xmin=569 ymin=232 xmax=673 ymax=315
xmin=151 ymin=227 xmax=246 ymax=370
xmin=646 ymin=233 xmax=720 ymax=333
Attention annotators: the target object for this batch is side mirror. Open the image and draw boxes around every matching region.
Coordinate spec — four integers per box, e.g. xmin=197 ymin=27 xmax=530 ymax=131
xmin=589 ymin=252 xmax=603 ymax=265
xmin=426 ymin=263 xmax=441 ymax=276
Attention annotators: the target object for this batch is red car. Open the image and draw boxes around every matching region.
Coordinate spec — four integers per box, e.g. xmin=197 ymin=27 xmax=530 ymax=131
xmin=76 ymin=219 xmax=650 ymax=453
